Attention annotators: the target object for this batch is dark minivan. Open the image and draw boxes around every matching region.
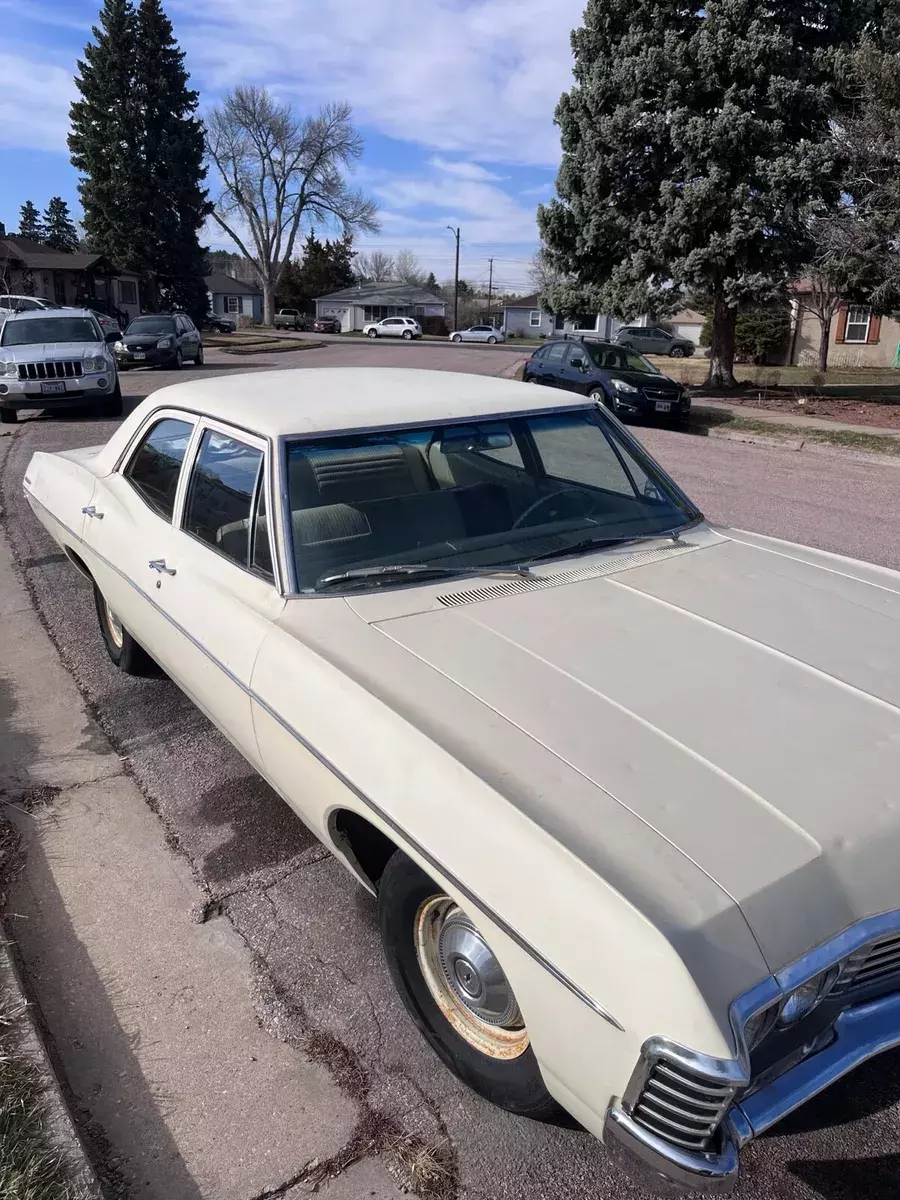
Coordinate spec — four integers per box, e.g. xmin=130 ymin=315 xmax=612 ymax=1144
xmin=116 ymin=313 xmax=203 ymax=370
xmin=523 ymin=338 xmax=690 ymax=422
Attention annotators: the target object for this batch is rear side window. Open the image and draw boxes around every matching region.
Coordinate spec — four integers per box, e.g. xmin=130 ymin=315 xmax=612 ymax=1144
xmin=124 ymin=418 xmax=194 ymax=520
xmin=545 ymin=343 xmax=567 ymax=363
xmin=183 ymin=429 xmax=266 ymax=569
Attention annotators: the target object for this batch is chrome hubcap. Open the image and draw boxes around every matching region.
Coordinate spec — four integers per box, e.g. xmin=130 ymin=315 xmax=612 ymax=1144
xmin=415 ymin=896 xmax=528 ymax=1059
xmin=104 ymin=599 xmax=124 ymax=649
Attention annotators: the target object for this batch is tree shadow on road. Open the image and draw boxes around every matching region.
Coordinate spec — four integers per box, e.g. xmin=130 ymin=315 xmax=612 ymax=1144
xmin=787 ymin=1153 xmax=900 ymax=1200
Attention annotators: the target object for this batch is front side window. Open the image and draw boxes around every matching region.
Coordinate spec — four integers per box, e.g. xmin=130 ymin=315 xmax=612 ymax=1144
xmin=1 ymin=316 xmax=99 ymax=346
xmin=125 ymin=418 xmax=194 ymax=520
xmin=845 ymin=306 xmax=871 ymax=342
xmin=183 ymin=429 xmax=266 ymax=569
xmin=588 ymin=345 xmax=659 ymax=374
xmin=284 ymin=409 xmax=698 ymax=592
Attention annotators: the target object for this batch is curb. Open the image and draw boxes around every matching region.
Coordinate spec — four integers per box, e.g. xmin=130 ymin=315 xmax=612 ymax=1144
xmin=705 ymin=426 xmax=900 ymax=468
xmin=0 ymin=934 xmax=103 ymax=1198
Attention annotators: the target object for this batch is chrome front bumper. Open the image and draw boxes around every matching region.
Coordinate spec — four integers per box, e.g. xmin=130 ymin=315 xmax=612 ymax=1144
xmin=605 ymin=989 xmax=900 ymax=1194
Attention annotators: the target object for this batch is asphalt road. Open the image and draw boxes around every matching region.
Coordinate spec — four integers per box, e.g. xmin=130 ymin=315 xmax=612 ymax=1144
xmin=2 ymin=342 xmax=899 ymax=1200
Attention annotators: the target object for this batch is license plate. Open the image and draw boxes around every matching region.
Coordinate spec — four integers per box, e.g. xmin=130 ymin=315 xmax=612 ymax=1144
xmin=655 ymin=400 xmax=672 ymax=413
xmin=40 ymin=381 xmax=66 ymax=395
xmin=133 ymin=351 xmax=146 ymax=360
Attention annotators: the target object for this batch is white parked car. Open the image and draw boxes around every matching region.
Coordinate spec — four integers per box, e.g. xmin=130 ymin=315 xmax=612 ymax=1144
xmin=23 ymin=368 xmax=900 ymax=1194
xmin=362 ymin=316 xmax=422 ymax=340
xmin=0 ymin=294 xmax=56 ymax=324
xmin=1 ymin=307 xmax=122 ymax=424
xmin=449 ymin=324 xmax=505 ymax=344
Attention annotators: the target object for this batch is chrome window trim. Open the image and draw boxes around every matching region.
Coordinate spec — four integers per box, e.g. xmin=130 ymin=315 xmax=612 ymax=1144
xmin=28 ymin=493 xmax=619 ymax=1030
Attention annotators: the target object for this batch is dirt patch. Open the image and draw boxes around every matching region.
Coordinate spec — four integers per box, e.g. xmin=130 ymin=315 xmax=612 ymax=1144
xmin=706 ymin=393 xmax=900 ymax=428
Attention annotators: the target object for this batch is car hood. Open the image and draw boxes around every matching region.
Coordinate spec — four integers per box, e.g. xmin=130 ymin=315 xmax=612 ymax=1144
xmin=0 ymin=342 xmax=101 ymax=360
xmin=351 ymin=528 xmax=900 ymax=973
xmin=609 ymin=369 xmax=679 ymax=389
xmin=123 ymin=333 xmax=172 ymax=346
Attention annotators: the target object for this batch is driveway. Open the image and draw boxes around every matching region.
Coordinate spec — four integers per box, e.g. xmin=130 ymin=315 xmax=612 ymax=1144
xmin=2 ymin=340 xmax=899 ymax=1200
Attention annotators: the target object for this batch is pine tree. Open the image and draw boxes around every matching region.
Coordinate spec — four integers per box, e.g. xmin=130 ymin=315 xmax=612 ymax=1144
xmin=424 ymin=271 xmax=439 ymax=293
xmin=17 ymin=201 xmax=44 ymax=242
xmin=132 ymin=0 xmax=209 ymax=319
xmin=274 ymin=235 xmax=356 ymax=310
xmin=539 ymin=0 xmax=875 ymax=385
xmin=42 ymin=198 xmax=80 ymax=253
xmin=69 ymin=0 xmax=141 ymax=271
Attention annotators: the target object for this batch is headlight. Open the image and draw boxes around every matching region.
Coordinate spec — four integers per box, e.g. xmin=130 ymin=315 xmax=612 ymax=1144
xmin=743 ymin=1001 xmax=780 ymax=1050
xmin=157 ymin=337 xmax=173 ymax=349
xmin=83 ymin=354 xmax=108 ymax=373
xmin=778 ymin=968 xmax=839 ymax=1027
xmin=1 ymin=360 xmax=17 ymax=378
xmin=114 ymin=340 xmax=124 ymax=353
xmin=612 ymin=379 xmax=639 ymax=394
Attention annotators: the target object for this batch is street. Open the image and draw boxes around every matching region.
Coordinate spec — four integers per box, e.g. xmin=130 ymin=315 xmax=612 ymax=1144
xmin=2 ymin=341 xmax=899 ymax=1200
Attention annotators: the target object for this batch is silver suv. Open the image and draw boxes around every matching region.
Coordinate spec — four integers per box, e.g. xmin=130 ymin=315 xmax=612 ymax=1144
xmin=615 ymin=325 xmax=696 ymax=358
xmin=0 ymin=307 xmax=122 ymax=424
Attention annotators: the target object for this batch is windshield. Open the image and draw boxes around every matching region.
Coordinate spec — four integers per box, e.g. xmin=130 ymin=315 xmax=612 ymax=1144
xmin=588 ymin=345 xmax=659 ymax=374
xmin=0 ymin=316 xmax=100 ymax=347
xmin=126 ymin=317 xmax=175 ymax=336
xmin=285 ymin=408 xmax=699 ymax=593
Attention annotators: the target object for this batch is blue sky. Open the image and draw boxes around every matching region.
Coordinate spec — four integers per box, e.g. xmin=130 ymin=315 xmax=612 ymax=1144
xmin=1 ymin=0 xmax=585 ymax=292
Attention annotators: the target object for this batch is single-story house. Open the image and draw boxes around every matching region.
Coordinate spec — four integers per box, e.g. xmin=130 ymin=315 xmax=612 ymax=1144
xmin=787 ymin=283 xmax=896 ymax=368
xmin=0 ymin=230 xmax=141 ymax=325
xmin=205 ymin=272 xmax=263 ymax=322
xmin=314 ymin=281 xmax=446 ymax=333
xmin=501 ymin=295 xmax=621 ymax=340
xmin=664 ymin=307 xmax=705 ymax=347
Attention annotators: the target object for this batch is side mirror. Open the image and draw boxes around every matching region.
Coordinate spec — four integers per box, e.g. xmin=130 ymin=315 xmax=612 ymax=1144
xmin=570 ymin=355 xmax=585 ymax=369
xmin=105 ymin=330 xmax=120 ymax=344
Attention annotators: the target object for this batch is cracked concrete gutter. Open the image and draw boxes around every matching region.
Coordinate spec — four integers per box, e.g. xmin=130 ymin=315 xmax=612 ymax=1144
xmin=0 ymin=512 xmax=372 ymax=1198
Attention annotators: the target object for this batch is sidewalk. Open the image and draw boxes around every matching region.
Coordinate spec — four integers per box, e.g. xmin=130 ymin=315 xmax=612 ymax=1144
xmin=0 ymin=518 xmax=403 ymax=1198
xmin=691 ymin=397 xmax=900 ymax=438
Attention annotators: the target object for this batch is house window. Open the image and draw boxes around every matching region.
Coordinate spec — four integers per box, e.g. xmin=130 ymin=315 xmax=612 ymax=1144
xmin=573 ymin=313 xmax=598 ymax=331
xmin=118 ymin=279 xmax=138 ymax=306
xmin=845 ymin=306 xmax=871 ymax=342
xmin=529 ymin=311 xmax=541 ymax=327
xmin=364 ymin=305 xmax=401 ymax=321
xmin=227 ymin=296 xmax=241 ymax=314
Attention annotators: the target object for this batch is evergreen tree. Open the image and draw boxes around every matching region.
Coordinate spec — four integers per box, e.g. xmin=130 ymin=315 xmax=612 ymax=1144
xmin=275 ymin=235 xmax=356 ymax=310
xmin=42 ymin=198 xmax=80 ymax=253
xmin=69 ymin=0 xmax=141 ymax=271
xmin=133 ymin=0 xmax=209 ymax=319
xmin=539 ymin=1 xmax=875 ymax=385
xmin=424 ymin=271 xmax=438 ymax=293
xmin=17 ymin=201 xmax=44 ymax=242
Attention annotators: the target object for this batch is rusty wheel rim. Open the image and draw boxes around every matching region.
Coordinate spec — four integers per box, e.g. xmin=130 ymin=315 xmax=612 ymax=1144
xmin=415 ymin=896 xmax=529 ymax=1060
xmin=104 ymin=599 xmax=124 ymax=649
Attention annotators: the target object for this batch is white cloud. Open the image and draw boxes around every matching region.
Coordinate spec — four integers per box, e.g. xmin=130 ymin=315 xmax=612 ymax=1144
xmin=179 ymin=0 xmax=582 ymax=166
xmin=0 ymin=51 xmax=75 ymax=151
xmin=430 ymin=158 xmax=505 ymax=182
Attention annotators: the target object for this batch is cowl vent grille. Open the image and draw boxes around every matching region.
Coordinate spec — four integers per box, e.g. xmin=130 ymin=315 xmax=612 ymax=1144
xmin=435 ymin=542 xmax=696 ymax=608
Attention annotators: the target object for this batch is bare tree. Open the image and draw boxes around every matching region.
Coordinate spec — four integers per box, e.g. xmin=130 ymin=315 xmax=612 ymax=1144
xmin=528 ymin=246 xmax=566 ymax=296
xmin=354 ymin=250 xmax=395 ymax=281
xmin=206 ymin=87 xmax=378 ymax=324
xmin=393 ymin=248 xmax=426 ymax=286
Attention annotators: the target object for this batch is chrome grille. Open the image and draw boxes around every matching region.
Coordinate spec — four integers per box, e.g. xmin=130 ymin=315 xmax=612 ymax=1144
xmin=632 ymin=1059 xmax=737 ymax=1151
xmin=17 ymin=360 xmax=83 ymax=381
xmin=643 ymin=388 xmax=680 ymax=401
xmin=834 ymin=931 xmax=900 ymax=996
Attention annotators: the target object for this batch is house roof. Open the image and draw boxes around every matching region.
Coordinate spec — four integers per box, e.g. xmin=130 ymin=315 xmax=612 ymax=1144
xmin=315 ymin=281 xmax=444 ymax=305
xmin=503 ymin=294 xmax=541 ymax=310
xmin=204 ymin=271 xmax=262 ymax=296
xmin=0 ymin=236 xmax=115 ymax=273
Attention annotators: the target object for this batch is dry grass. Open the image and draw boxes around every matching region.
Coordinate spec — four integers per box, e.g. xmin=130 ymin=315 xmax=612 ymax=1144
xmin=692 ymin=410 xmax=900 ymax=457
xmin=387 ymin=1134 xmax=455 ymax=1200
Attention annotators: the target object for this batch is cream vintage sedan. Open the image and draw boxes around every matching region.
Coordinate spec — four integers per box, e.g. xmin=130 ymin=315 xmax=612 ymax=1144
xmin=23 ymin=368 xmax=900 ymax=1193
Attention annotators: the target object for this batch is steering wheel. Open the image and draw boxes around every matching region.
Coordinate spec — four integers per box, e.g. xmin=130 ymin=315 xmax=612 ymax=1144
xmin=513 ymin=488 xmax=596 ymax=530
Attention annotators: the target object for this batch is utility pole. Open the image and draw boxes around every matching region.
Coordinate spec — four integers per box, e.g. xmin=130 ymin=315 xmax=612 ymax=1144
xmin=487 ymin=257 xmax=494 ymax=326
xmin=447 ymin=225 xmax=460 ymax=330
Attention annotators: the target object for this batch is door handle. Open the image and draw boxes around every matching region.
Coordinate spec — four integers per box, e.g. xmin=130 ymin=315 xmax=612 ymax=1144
xmin=82 ymin=505 xmax=104 ymax=519
xmin=148 ymin=559 xmax=176 ymax=576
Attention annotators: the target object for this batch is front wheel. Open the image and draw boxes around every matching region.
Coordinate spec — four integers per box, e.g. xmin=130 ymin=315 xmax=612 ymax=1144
xmin=378 ymin=850 xmax=561 ymax=1120
xmin=97 ymin=382 xmax=123 ymax=418
xmin=174 ymin=348 xmax=183 ymax=369
xmin=196 ymin=344 xmax=204 ymax=365
xmin=93 ymin=584 xmax=154 ymax=675
xmin=0 ymin=408 xmax=17 ymax=425
xmin=452 ymin=334 xmax=462 ymax=343
xmin=367 ymin=328 xmax=378 ymax=339
xmin=669 ymin=346 xmax=685 ymax=358
xmin=588 ymin=387 xmax=606 ymax=407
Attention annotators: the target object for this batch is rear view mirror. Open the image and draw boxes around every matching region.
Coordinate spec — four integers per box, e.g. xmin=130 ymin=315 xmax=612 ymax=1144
xmin=440 ymin=430 xmax=513 ymax=454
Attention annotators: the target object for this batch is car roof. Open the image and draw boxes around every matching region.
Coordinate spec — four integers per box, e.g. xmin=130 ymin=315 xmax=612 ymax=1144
xmin=123 ymin=368 xmax=593 ymax=440
xmin=3 ymin=305 xmax=96 ymax=322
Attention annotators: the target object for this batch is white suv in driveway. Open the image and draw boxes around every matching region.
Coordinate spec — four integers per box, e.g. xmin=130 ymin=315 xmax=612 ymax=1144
xmin=363 ymin=316 xmax=422 ymax=340
xmin=0 ymin=307 xmax=122 ymax=424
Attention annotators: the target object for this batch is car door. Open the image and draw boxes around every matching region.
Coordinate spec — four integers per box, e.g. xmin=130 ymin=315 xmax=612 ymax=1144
xmin=384 ymin=318 xmax=404 ymax=337
xmin=181 ymin=314 xmax=201 ymax=359
xmin=538 ymin=341 xmax=568 ymax=386
xmin=140 ymin=420 xmax=284 ymax=762
xmin=554 ymin=343 xmax=594 ymax=394
xmin=81 ymin=411 xmax=199 ymax=665
xmin=470 ymin=326 xmax=489 ymax=342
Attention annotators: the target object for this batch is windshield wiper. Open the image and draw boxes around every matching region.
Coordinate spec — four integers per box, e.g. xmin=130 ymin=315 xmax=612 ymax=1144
xmin=527 ymin=524 xmax=696 ymax=564
xmin=315 ymin=562 xmax=533 ymax=590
